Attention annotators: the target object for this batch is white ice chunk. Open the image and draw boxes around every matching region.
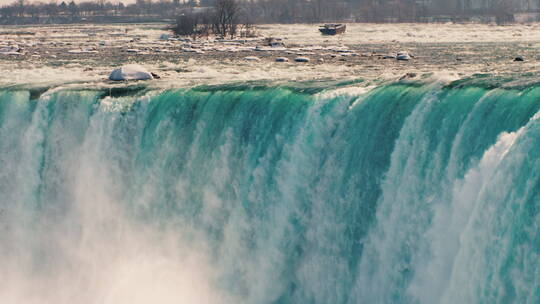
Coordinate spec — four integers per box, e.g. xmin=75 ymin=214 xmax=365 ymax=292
xmin=68 ymin=48 xmax=98 ymax=54
xmin=294 ymin=57 xmax=310 ymax=62
xmin=0 ymin=45 xmax=20 ymax=54
xmin=109 ymin=64 xmax=154 ymax=81
xmin=396 ymin=51 xmax=411 ymax=61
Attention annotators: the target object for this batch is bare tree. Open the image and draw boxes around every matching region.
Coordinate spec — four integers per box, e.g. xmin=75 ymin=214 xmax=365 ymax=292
xmin=494 ymin=0 xmax=516 ymax=23
xmin=213 ymin=0 xmax=239 ymax=38
xmin=15 ymin=0 xmax=25 ymax=17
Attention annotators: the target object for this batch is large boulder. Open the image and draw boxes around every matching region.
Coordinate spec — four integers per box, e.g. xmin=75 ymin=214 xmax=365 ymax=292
xmin=109 ymin=64 xmax=154 ymax=81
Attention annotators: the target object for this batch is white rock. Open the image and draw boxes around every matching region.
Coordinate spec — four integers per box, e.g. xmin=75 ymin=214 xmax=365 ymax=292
xmin=244 ymin=56 xmax=260 ymax=61
xmin=109 ymin=64 xmax=154 ymax=81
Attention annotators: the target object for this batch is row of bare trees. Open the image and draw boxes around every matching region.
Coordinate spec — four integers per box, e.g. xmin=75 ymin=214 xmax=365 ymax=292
xmin=0 ymin=0 xmax=420 ymax=25
xmin=0 ymin=0 xmax=185 ymax=24
xmin=0 ymin=0 xmax=526 ymax=25
xmin=172 ymin=0 xmax=255 ymax=38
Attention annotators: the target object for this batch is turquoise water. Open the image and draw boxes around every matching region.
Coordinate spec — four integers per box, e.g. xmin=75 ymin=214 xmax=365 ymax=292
xmin=0 ymin=81 xmax=539 ymax=303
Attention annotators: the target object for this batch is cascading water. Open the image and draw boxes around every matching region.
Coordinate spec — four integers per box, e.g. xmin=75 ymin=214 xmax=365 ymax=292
xmin=0 ymin=80 xmax=539 ymax=304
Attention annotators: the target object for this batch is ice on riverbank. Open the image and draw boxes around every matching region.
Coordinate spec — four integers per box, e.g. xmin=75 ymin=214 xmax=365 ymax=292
xmin=109 ymin=64 xmax=154 ymax=81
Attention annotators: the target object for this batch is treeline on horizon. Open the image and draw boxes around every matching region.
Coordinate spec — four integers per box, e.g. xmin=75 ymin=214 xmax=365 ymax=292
xmin=0 ymin=0 xmax=521 ymax=25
